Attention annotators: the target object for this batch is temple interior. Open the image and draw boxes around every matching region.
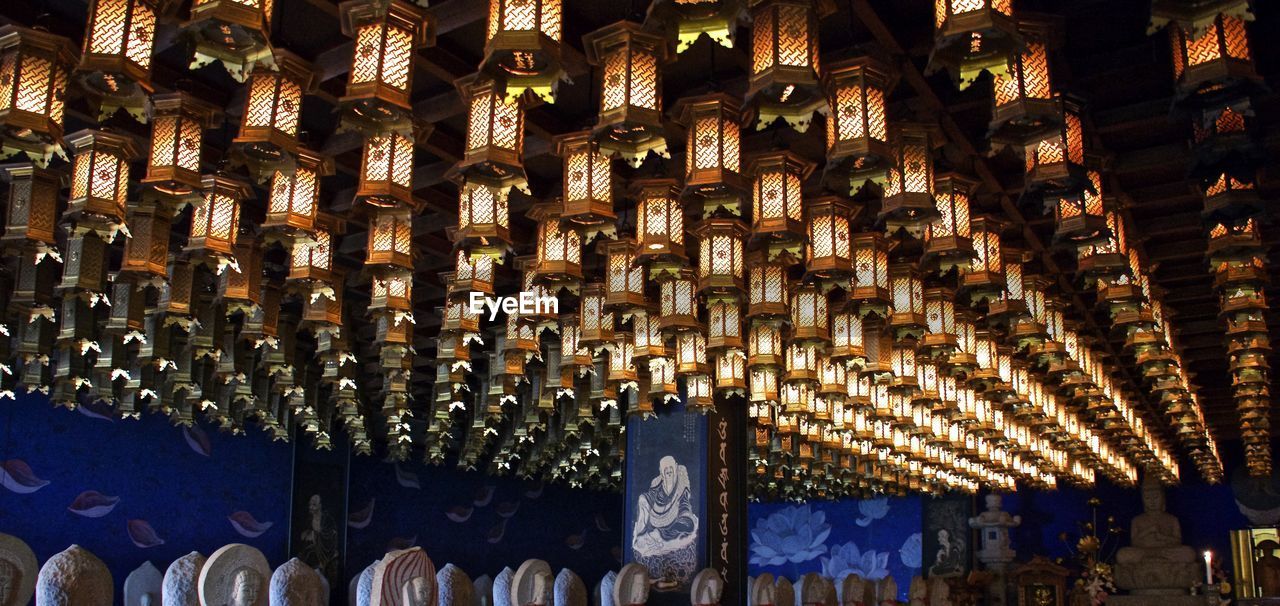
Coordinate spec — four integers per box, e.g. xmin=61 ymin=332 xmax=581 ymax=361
xmin=0 ymin=0 xmax=1278 ymax=605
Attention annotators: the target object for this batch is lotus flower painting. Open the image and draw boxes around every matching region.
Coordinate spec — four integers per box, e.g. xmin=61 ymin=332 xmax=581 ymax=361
xmin=748 ymin=497 xmax=921 ymax=602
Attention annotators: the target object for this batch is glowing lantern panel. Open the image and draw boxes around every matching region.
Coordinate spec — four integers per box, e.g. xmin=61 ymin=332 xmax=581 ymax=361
xmin=451 ymin=74 xmax=526 ymax=191
xmin=928 ymin=0 xmax=1020 ymax=89
xmin=747 ymin=0 xmax=830 ymax=131
xmin=188 ymin=174 xmax=251 ymax=259
xmin=634 ymin=178 xmax=685 ymax=261
xmin=881 ymin=123 xmax=942 ymax=235
xmin=143 ymin=92 xmax=220 ymax=198
xmin=357 ymin=128 xmax=416 ymax=209
xmin=338 ymin=0 xmax=433 ymax=129
xmin=481 ymin=0 xmax=565 ymax=100
xmin=555 ymin=131 xmax=614 ymax=227
xmin=266 ymin=148 xmax=331 ymax=233
xmin=676 ymin=93 xmax=747 ymax=198
xmin=66 ymin=129 xmax=138 ymax=224
xmin=231 ymin=50 xmax=314 ymax=175
xmin=0 ymin=26 xmax=77 ymax=164
xmin=584 ymin=21 xmax=667 ymax=165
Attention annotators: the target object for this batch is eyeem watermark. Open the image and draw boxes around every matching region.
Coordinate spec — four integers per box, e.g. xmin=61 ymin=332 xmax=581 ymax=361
xmin=469 ymin=291 xmax=559 ymax=322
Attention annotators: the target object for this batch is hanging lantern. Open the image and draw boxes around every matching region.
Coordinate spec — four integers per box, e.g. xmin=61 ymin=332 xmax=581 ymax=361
xmin=265 ymin=147 xmax=331 ymax=235
xmin=822 ymin=55 xmax=895 ymax=192
xmin=694 ymin=218 xmax=747 ymax=294
xmin=649 ymin=356 xmax=678 ymax=402
xmin=921 ymin=287 xmax=959 ymax=359
xmin=1050 ymin=168 xmax=1108 ymax=246
xmin=289 ymin=212 xmax=345 ymax=287
xmin=1022 ymin=97 xmax=1087 ymax=196
xmin=609 ymin=331 xmax=638 ymax=385
xmin=881 ymin=123 xmax=944 ymax=236
xmin=675 ymin=93 xmax=748 ymax=203
xmin=0 ymin=163 xmax=60 ymax=247
xmin=584 ymin=21 xmax=669 ymax=166
xmin=370 ymin=272 xmax=412 ymax=314
xmin=120 ymin=201 xmax=171 ymax=279
xmin=745 ymin=0 xmax=834 ymax=131
xmin=716 ymin=350 xmax=747 ymax=394
xmin=356 ymin=127 xmax=419 ymax=209
xmin=675 ymin=330 xmax=711 ymax=376
xmin=746 ymin=251 xmax=789 ymax=320
xmin=338 ymin=0 xmax=433 ymax=131
xmin=230 ymin=49 xmax=315 ymax=178
xmin=989 ymin=16 xmax=1059 ymax=143
xmin=601 ymin=239 xmax=647 ymax=311
xmin=66 ymin=129 xmax=139 ymax=226
xmin=889 ymin=263 xmax=926 ymax=340
xmin=784 ymin=342 xmax=820 ymax=384
xmin=187 ymin=174 xmax=251 ymax=261
xmin=632 ymin=311 xmax=668 ymax=359
xmin=481 ymin=0 xmax=566 ymax=101
xmin=633 ymin=178 xmax=686 ymax=265
xmin=579 ymin=283 xmax=615 ymax=348
xmin=455 ymin=180 xmax=512 ymax=259
xmin=644 ymin=0 xmax=743 ymax=53
xmin=366 ymin=206 xmax=413 ymax=270
xmin=555 ymin=131 xmax=615 ymax=230
xmin=961 ymin=216 xmax=1007 ymax=304
xmin=748 ymin=320 xmax=784 ymax=368
xmin=1168 ymin=12 xmax=1260 ymax=104
xmin=142 ymin=92 xmax=220 ymax=200
xmin=830 ymin=311 xmax=865 ymax=365
xmin=927 ymin=0 xmax=1021 ymax=89
xmin=77 ymin=0 xmax=158 ymax=121
xmin=0 ymin=26 xmax=77 ymax=166
xmin=1188 ymin=101 xmax=1259 ymax=184
xmin=849 ymin=232 xmax=893 ymax=317
xmin=707 ymin=298 xmax=743 ymax=352
xmin=1076 ymin=210 xmax=1128 ymax=286
xmin=749 ymin=151 xmax=813 ymax=244
xmin=922 ymin=173 xmax=976 ymax=272
xmin=183 ymin=0 xmax=275 ymax=81
xmin=790 ymin=284 xmax=830 ymax=344
xmin=1201 ymin=171 xmax=1261 ymax=221
xmin=804 ymin=195 xmax=857 ymax=281
xmin=449 ymin=74 xmax=526 ymax=192
xmin=529 ymin=201 xmax=583 ymax=286
xmin=658 ymin=269 xmax=700 ymax=334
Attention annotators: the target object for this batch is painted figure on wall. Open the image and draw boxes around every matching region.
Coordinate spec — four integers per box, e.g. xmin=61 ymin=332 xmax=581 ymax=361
xmin=928 ymin=529 xmax=963 ymax=578
xmin=298 ymin=494 xmax=340 ymax=581
xmin=632 ymin=455 xmax=699 ymax=585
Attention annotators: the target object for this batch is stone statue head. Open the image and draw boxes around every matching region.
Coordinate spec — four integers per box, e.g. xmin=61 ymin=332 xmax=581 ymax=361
xmin=230 ymin=567 xmax=261 ymax=606
xmin=659 ymin=456 xmax=677 ymax=495
xmin=1141 ymin=479 xmax=1165 ymax=513
xmin=985 ymin=494 xmax=1002 ymax=511
xmin=402 ymin=576 xmax=432 ymax=606
xmin=309 ymin=494 xmax=322 ymax=515
xmin=0 ymin=558 xmax=14 ymax=604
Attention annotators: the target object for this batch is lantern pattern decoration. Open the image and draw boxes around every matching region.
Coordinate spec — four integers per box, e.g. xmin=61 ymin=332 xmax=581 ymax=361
xmin=658 ymin=269 xmax=701 ymax=335
xmin=448 ymin=73 xmax=527 ymax=193
xmin=790 ymin=283 xmax=829 ymax=345
xmin=455 ymin=180 xmax=512 ymax=260
xmin=141 ymin=92 xmax=221 ymax=203
xmin=747 ymin=251 xmax=790 ymax=320
xmin=644 ymin=0 xmax=744 ymax=53
xmin=745 ymin=0 xmax=835 ymax=132
xmin=481 ymin=0 xmax=566 ymax=102
xmin=188 ymin=173 xmax=252 ymax=271
xmin=1076 ymin=209 xmax=1129 ymax=289
xmin=1049 ymin=167 xmax=1109 ymax=246
xmin=961 ymin=216 xmax=1007 ymax=304
xmin=1167 ymin=10 xmax=1261 ymax=105
xmin=264 ymin=147 xmax=332 ymax=238
xmin=182 ymin=0 xmax=276 ymax=82
xmin=584 ymin=21 xmax=669 ymax=167
xmin=889 ymin=262 xmax=927 ymax=341
xmin=65 ymin=129 xmax=139 ymax=231
xmin=0 ymin=163 xmax=61 ymax=250
xmin=748 ymin=150 xmax=814 ymax=257
xmin=693 ymin=218 xmax=748 ymax=295
xmin=848 ymin=231 xmax=893 ymax=317
xmin=822 ymin=55 xmax=896 ymax=193
xmin=804 ymin=195 xmax=858 ymax=282
xmin=675 ymin=93 xmax=748 ymax=207
xmin=927 ymin=0 xmax=1022 ymax=89
xmin=632 ymin=177 xmax=686 ymax=272
xmin=921 ymin=287 xmax=959 ymax=360
xmin=366 ymin=206 xmax=414 ymax=272
xmin=1188 ymin=100 xmax=1261 ymax=185
xmin=1200 ymin=171 xmax=1261 ymax=222
xmin=76 ymin=0 xmax=158 ymax=121
xmin=290 ymin=212 xmax=346 ymax=294
xmin=880 ymin=122 xmax=943 ymax=237
xmin=356 ymin=125 xmax=420 ymax=210
xmin=120 ymin=198 xmax=172 ymax=282
xmin=529 ymin=201 xmax=583 ymax=290
xmin=601 ymin=238 xmax=647 ymax=313
xmin=555 ymin=131 xmax=616 ymax=235
xmin=230 ymin=49 xmax=315 ymax=180
xmin=0 ymin=26 xmax=77 ymax=166
xmin=707 ymin=298 xmax=744 ymax=352
xmin=923 ymin=172 xmax=977 ymax=273
xmin=337 ymin=0 xmax=434 ymax=133
xmin=989 ymin=15 xmax=1059 ymax=144
xmin=1021 ymin=96 xmax=1088 ymax=197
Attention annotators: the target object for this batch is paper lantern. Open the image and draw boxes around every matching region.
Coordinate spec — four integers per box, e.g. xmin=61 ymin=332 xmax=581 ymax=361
xmin=183 ymin=0 xmax=274 ymax=81
xmin=822 ymin=55 xmax=895 ymax=191
xmin=922 ymin=173 xmax=976 ymax=273
xmin=633 ymin=178 xmax=685 ymax=263
xmin=790 ymin=284 xmax=829 ymax=344
xmin=889 ymin=263 xmax=926 ymax=340
xmin=785 ymin=342 xmax=820 ymax=384
xmin=881 ymin=123 xmax=943 ymax=235
xmin=0 ymin=163 xmax=59 ymax=247
xmin=455 ymin=181 xmax=512 ymax=258
xmin=989 ymin=16 xmax=1058 ymax=142
xmin=961 ymin=216 xmax=1007 ymax=304
xmin=188 ymin=174 xmax=251 ymax=260
xmin=658 ymin=269 xmax=700 ymax=333
xmin=927 ymin=0 xmax=1020 ymax=89
xmin=289 ymin=213 xmax=345 ymax=286
xmin=265 ymin=148 xmax=331 ymax=234
xmin=922 ymin=287 xmax=959 ymax=359
xmin=707 ymin=298 xmax=743 ymax=352
xmin=749 ymin=151 xmax=813 ymax=241
xmin=231 ymin=49 xmax=315 ymax=177
xmin=693 ymin=218 xmax=747 ymax=294
xmin=77 ymin=0 xmax=158 ymax=120
xmin=632 ymin=311 xmax=667 ymax=359
xmin=675 ymin=93 xmax=748 ymax=201
xmin=601 ymin=239 xmax=647 ymax=310
xmin=1023 ymin=97 xmax=1087 ymax=196
xmin=578 ymin=283 xmax=615 ymax=347
xmin=338 ymin=0 xmax=433 ymax=131
xmin=555 ymin=131 xmax=615 ymax=230
xmin=805 ymin=195 xmax=857 ymax=280
xmin=746 ymin=0 xmax=833 ymax=131
xmin=446 ymin=248 xmax=495 ymax=300
xmin=66 ymin=129 xmax=138 ymax=225
xmin=716 ymin=350 xmax=747 ymax=393
xmin=529 ymin=201 xmax=582 ymax=285
xmin=370 ymin=272 xmax=412 ymax=314
xmin=356 ymin=128 xmax=417 ymax=209
xmin=481 ymin=0 xmax=566 ymax=101
xmin=1050 ymin=168 xmax=1108 ymax=246
xmin=449 ymin=74 xmax=526 ymax=192
xmin=0 ymin=26 xmax=77 ymax=166
xmin=1169 ymin=12 xmax=1259 ymax=102
xmin=675 ymin=330 xmax=710 ymax=376
xmin=748 ymin=320 xmax=784 ymax=368
xmin=643 ymin=0 xmax=743 ymax=53
xmin=830 ymin=312 xmax=865 ymax=365
xmin=849 ymin=232 xmax=893 ymax=316
xmin=142 ymin=92 xmax=220 ymax=199
xmin=366 ymin=206 xmax=413 ymax=270
xmin=608 ymin=331 xmax=638 ymax=385
xmin=747 ymin=252 xmax=789 ymax=319
xmin=583 ymin=21 xmax=668 ymax=166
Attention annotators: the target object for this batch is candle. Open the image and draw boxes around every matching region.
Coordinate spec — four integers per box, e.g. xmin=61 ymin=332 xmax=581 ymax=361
xmin=1203 ymin=550 xmax=1213 ymax=587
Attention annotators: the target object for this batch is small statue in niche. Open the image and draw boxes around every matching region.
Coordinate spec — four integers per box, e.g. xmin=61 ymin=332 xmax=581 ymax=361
xmin=1255 ymin=539 xmax=1280 ymax=597
xmin=1113 ymin=475 xmax=1198 ymax=594
xmin=0 ymin=532 xmax=37 ymax=606
xmin=269 ymin=558 xmax=324 ymax=606
xmin=369 ymin=546 xmax=436 ymax=606
xmin=613 ymin=564 xmax=650 ymax=606
xmin=512 ymin=560 xmax=554 ymax=606
xmin=750 ymin=573 xmax=776 ymax=606
xmin=690 ymin=569 xmax=723 ymax=606
xmin=124 ymin=561 xmax=163 ymax=606
xmin=554 ymin=569 xmax=587 ymax=606
xmin=199 ymin=544 xmax=271 ymax=606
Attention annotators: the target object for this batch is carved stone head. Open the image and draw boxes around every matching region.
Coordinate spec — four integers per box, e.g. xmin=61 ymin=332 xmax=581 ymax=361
xmin=231 ymin=567 xmax=262 ymax=606
xmin=985 ymin=494 xmax=1002 ymax=511
xmin=1141 ymin=476 xmax=1166 ymax=513
xmin=402 ymin=576 xmax=432 ymax=606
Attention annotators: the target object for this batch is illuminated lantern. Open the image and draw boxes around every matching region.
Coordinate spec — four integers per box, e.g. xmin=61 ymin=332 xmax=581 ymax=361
xmin=142 ymin=92 xmax=220 ymax=200
xmin=927 ymin=0 xmax=1021 ymax=89
xmin=921 ymin=287 xmax=959 ymax=359
xmin=989 ymin=16 xmax=1058 ymax=141
xmin=120 ymin=202 xmax=171 ymax=279
xmin=1206 ymin=217 xmax=1263 ymax=266
xmin=446 ymin=248 xmax=495 ymax=299
xmin=658 ymin=269 xmax=700 ymax=333
xmin=849 ymin=232 xmax=893 ymax=317
xmin=748 ymin=321 xmax=784 ymax=368
xmin=1168 ymin=13 xmax=1260 ymax=102
xmin=0 ymin=26 xmax=77 ymax=166
xmin=790 ymin=284 xmax=829 ymax=344
xmin=555 ymin=131 xmax=615 ymax=230
xmin=356 ymin=127 xmax=417 ymax=209
xmin=0 ymin=163 xmax=60 ymax=247
xmin=707 ymin=299 xmax=744 ymax=352
xmin=675 ymin=93 xmax=748 ymax=201
xmin=716 ymin=351 xmax=747 ymax=393
xmin=584 ymin=21 xmax=668 ymax=166
xmin=183 ymin=0 xmax=274 ymax=81
xmin=1023 ymin=97 xmax=1087 ymax=196
xmin=889 ymin=263 xmax=926 ymax=340
xmin=632 ymin=311 xmax=667 ymax=359
xmin=949 ymin=310 xmax=979 ymax=374
xmin=644 ymin=0 xmax=743 ymax=53
xmin=785 ymin=342 xmax=820 ymax=384
xmin=289 ymin=213 xmax=345 ymax=286
xmin=1050 ymin=168 xmax=1108 ymax=246
xmin=370 ymin=273 xmax=412 ymax=314
xmin=265 ymin=148 xmax=331 ymax=234
xmin=1201 ymin=171 xmax=1261 ymax=221
xmin=481 ymin=0 xmax=565 ymax=101
xmin=881 ymin=123 xmax=943 ymax=235
xmin=923 ymin=173 xmax=976 ymax=272
xmin=578 ymin=283 xmax=614 ymax=347
xmin=749 ymin=151 xmax=813 ymax=241
xmin=601 ymin=239 xmax=647 ymax=310
xmin=77 ymin=0 xmax=158 ymax=120
xmin=649 ymin=356 xmax=678 ymax=401
xmin=694 ymin=218 xmax=747 ymax=294
xmin=633 ymin=178 xmax=686 ymax=264
xmin=962 ymin=216 xmax=1007 ymax=304
xmin=747 ymin=252 xmax=789 ymax=319
xmin=676 ymin=330 xmax=710 ymax=376
xmin=830 ymin=312 xmax=865 ymax=365
xmin=529 ymin=202 xmax=582 ymax=285
xmin=219 ymin=237 xmax=262 ymax=307
xmin=188 ymin=174 xmax=251 ymax=260
xmin=1076 ymin=210 xmax=1128 ymax=286
xmin=231 ymin=49 xmax=315 ymax=178
xmin=746 ymin=0 xmax=833 ymax=131
xmin=455 ymin=181 xmax=511 ymax=258
xmin=609 ymin=331 xmax=638 ymax=385
xmin=805 ymin=195 xmax=857 ymax=280
xmin=338 ymin=0 xmax=433 ymax=131
xmin=366 ymin=206 xmax=413 ymax=270
xmin=823 ymin=55 xmax=895 ymax=191
xmin=66 ymin=129 xmax=139 ymax=225
xmin=449 ymin=74 xmax=526 ymax=192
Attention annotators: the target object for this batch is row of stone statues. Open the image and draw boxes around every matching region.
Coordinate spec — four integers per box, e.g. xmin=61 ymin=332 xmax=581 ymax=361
xmin=746 ymin=571 xmax=951 ymax=606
